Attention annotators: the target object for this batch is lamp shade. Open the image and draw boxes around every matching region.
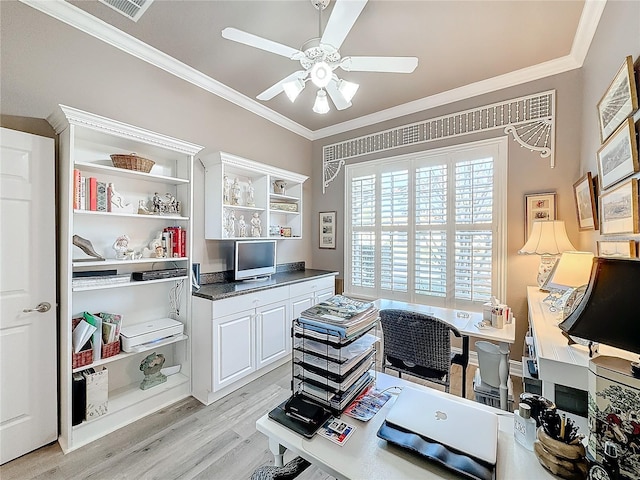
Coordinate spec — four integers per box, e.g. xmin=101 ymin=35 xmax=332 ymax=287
xmin=519 ymin=220 xmax=576 ymax=255
xmin=559 ymin=257 xmax=640 ymax=355
xmin=312 ymin=89 xmax=330 ymax=114
xmin=545 ymin=251 xmax=595 ymax=290
xmin=283 ymin=78 xmax=305 ymax=103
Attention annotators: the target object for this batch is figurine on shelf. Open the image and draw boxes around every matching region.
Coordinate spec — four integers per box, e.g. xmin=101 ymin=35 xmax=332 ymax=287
xmin=72 ymin=234 xmax=105 ymax=260
xmin=108 ymin=183 xmax=130 ymax=210
xmin=113 ymin=234 xmax=133 ymax=260
xmin=152 ymin=192 xmax=163 ymax=213
xmin=227 ymin=210 xmax=236 ymax=238
xmin=223 ymin=175 xmax=231 ymax=205
xmin=139 ymin=352 xmax=167 ymax=390
xmin=231 ymin=178 xmax=241 ymax=206
xmin=251 ymin=212 xmax=262 ymax=237
xmin=246 ymin=179 xmax=255 ymax=206
xmin=138 ymin=200 xmax=153 ymax=215
xmin=238 ymin=215 xmax=247 ymax=237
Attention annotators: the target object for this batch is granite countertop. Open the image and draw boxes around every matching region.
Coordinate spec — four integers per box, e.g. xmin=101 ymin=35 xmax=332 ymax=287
xmin=192 ymin=269 xmax=338 ymax=301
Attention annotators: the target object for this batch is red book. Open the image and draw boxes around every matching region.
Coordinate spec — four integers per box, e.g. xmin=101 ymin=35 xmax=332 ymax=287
xmin=73 ymin=169 xmax=81 ymax=210
xmin=89 ymin=177 xmax=98 ymax=211
xmin=180 ymin=228 xmax=186 ymax=258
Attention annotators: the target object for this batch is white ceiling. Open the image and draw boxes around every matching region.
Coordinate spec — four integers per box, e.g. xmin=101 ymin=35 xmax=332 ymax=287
xmin=25 ymin=0 xmax=598 ymax=139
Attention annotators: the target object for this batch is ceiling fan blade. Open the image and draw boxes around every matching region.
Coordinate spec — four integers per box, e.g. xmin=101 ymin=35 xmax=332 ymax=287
xmin=340 ymin=56 xmax=418 ymax=73
xmin=326 ymin=80 xmax=351 ymax=110
xmin=256 ymin=71 xmax=307 ymax=101
xmin=320 ymin=0 xmax=368 ymax=50
xmin=222 ymin=27 xmax=303 ymax=59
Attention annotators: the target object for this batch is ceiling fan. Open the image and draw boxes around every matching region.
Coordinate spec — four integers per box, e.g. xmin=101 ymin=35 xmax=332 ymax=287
xmin=221 ymin=0 xmax=418 ymax=114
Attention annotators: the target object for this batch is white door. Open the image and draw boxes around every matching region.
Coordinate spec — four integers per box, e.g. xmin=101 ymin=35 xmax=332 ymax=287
xmin=0 ymin=127 xmax=57 ymax=464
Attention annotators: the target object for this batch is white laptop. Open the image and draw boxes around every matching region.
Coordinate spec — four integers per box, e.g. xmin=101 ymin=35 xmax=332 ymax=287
xmin=385 ymin=386 xmax=499 ymax=464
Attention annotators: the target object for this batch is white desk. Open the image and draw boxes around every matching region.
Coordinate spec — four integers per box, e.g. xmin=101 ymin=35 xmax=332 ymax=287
xmin=374 ymin=298 xmax=516 ymax=410
xmin=526 ymin=286 xmax=637 ymax=428
xmin=256 ymin=372 xmax=554 ymax=479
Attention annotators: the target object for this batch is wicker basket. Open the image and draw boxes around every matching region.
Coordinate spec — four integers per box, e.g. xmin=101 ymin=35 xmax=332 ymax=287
xmin=72 ymin=316 xmax=94 ymax=369
xmin=110 ymin=153 xmax=155 ymax=173
xmin=101 ymin=340 xmax=120 ymax=359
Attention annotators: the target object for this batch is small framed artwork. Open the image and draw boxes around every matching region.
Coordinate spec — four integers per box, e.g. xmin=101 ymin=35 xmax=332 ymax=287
xmin=596 ymin=118 xmax=639 ymax=190
xmin=524 ymin=192 xmax=556 ymax=240
xmin=597 ymin=240 xmax=637 ymax=258
xmin=319 ymin=211 xmax=336 ymax=249
xmin=599 ymin=178 xmax=639 ymax=235
xmin=281 ymin=226 xmax=292 ymax=237
xmin=597 ymin=55 xmax=638 ymax=143
xmin=573 ymin=172 xmax=598 ymax=231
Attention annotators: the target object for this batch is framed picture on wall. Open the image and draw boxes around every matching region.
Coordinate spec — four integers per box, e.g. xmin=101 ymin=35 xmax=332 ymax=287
xmin=597 ymin=55 xmax=638 ymax=143
xmin=596 ymin=118 xmax=639 ymax=190
xmin=573 ymin=172 xmax=598 ymax=231
xmin=524 ymin=192 xmax=557 ymax=240
xmin=597 ymin=240 xmax=637 ymax=258
xmin=599 ymin=178 xmax=639 ymax=235
xmin=319 ymin=211 xmax=336 ymax=249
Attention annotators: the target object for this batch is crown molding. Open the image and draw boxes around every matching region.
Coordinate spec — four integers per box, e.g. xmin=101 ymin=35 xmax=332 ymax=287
xmin=19 ymin=0 xmax=314 ymax=140
xmin=21 ymin=0 xmax=603 ymax=142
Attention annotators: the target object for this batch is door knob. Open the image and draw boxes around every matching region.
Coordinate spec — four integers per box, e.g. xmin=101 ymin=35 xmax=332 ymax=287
xmin=23 ymin=302 xmax=51 ymax=313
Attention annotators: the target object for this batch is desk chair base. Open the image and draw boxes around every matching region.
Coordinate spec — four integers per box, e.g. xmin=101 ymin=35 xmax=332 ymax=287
xmin=250 ymin=456 xmax=311 ymax=480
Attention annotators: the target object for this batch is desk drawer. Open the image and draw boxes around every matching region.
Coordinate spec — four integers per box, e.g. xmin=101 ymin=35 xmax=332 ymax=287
xmin=211 ymin=286 xmax=290 ymax=317
xmin=289 ymin=276 xmax=335 ymax=298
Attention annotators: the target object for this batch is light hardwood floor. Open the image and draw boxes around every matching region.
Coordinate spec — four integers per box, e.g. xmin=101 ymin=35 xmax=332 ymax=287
xmin=1 ymin=363 xmax=522 ymax=480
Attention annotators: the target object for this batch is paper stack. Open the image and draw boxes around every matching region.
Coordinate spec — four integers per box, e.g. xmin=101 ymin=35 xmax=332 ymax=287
xmin=298 ymin=295 xmax=378 ymax=338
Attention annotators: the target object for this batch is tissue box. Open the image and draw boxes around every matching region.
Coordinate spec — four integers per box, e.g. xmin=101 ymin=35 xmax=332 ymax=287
xmin=483 ymin=303 xmax=493 ymax=322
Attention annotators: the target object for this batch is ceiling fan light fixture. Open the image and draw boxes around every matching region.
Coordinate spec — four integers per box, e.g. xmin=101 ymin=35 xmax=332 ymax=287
xmin=337 ymin=79 xmax=359 ymax=103
xmin=282 ymin=78 xmax=305 ymax=102
xmin=310 ymin=61 xmax=332 ymax=88
xmin=312 ymin=89 xmax=330 ymax=114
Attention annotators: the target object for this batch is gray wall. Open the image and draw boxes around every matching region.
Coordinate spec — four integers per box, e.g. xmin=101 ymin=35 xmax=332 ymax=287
xmin=309 ymin=0 xmax=640 ymax=359
xmin=0 ymin=1 xmax=312 ymax=275
xmin=577 ymin=0 xmax=640 ymax=251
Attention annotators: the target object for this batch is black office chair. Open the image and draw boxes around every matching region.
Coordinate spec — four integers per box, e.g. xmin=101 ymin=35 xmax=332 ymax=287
xmin=379 ymin=309 xmax=461 ymax=394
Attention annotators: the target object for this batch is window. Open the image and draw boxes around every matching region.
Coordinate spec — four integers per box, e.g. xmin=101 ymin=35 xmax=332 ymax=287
xmin=345 ymin=138 xmax=507 ymax=310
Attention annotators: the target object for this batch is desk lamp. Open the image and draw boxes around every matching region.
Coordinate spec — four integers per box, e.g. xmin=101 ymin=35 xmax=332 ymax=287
xmin=540 ymin=251 xmax=594 ymax=310
xmin=518 ymin=220 xmax=576 ymax=287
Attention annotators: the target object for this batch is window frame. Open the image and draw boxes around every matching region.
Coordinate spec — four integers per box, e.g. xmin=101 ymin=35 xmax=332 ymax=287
xmin=343 ymin=137 xmax=508 ymax=310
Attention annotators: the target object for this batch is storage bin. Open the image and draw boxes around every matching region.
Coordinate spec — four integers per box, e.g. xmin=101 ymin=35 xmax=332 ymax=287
xmin=84 ymin=367 xmax=108 ymax=420
xmin=101 ymin=340 xmax=120 ymax=359
xmin=72 ymin=317 xmax=93 ymax=369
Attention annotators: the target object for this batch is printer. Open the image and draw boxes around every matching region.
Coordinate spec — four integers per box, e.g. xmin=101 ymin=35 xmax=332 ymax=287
xmin=120 ymin=318 xmax=184 ymax=352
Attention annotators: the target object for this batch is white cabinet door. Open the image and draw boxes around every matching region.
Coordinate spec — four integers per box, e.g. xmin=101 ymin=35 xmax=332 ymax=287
xmin=213 ymin=310 xmax=255 ymax=391
xmin=256 ymin=300 xmax=289 ymax=369
xmin=291 ymin=295 xmax=314 ymax=320
xmin=315 ymin=287 xmax=334 ymax=305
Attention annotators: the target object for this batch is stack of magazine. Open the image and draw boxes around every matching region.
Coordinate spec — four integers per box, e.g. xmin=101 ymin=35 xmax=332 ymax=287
xmin=293 ymin=295 xmax=379 ymax=413
xmin=297 ymin=295 xmax=378 ymax=338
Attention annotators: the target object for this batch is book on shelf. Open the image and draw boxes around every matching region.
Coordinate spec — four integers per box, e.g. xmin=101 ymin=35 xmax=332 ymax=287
xmin=88 ymin=177 xmax=97 ymax=211
xmin=96 ymin=181 xmax=107 ymax=212
xmin=73 ymin=169 xmax=81 ymax=210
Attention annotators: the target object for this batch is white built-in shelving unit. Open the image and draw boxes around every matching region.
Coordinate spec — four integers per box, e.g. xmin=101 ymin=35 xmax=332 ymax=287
xmin=201 ymin=151 xmax=308 ymax=240
xmin=48 ymin=105 xmax=202 ymax=452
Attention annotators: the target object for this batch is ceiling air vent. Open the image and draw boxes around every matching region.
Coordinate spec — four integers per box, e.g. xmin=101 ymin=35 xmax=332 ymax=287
xmin=98 ymin=0 xmax=154 ymax=22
